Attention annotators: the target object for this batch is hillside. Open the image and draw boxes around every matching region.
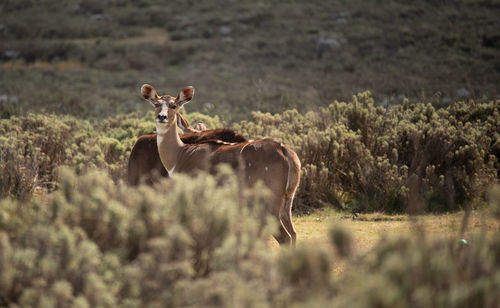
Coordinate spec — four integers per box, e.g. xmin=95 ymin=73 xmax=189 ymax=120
xmin=1 ymin=0 xmax=500 ymax=120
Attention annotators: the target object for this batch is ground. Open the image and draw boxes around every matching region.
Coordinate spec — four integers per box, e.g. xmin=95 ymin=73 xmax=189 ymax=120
xmin=270 ymin=208 xmax=500 ymax=274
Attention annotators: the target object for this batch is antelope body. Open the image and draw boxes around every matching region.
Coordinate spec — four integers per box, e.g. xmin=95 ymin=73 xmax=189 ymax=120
xmin=128 ymin=133 xmax=168 ymax=186
xmin=127 ymin=113 xmax=248 ymax=186
xmin=141 ymin=84 xmax=301 ymax=245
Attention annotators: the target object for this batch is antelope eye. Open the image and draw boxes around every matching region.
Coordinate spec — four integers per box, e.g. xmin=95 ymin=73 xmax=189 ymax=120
xmin=154 ymin=103 xmax=160 ymax=108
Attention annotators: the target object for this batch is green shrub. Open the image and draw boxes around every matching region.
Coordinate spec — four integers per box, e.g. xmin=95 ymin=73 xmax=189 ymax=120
xmin=0 ymin=114 xmax=86 ymax=199
xmin=0 ymin=167 xmax=278 ymax=307
xmin=183 ymin=111 xmax=223 ymax=130
xmin=0 ymin=113 xmax=150 ymax=199
xmin=1 ymin=170 xmax=500 ymax=307
xmin=235 ymin=93 xmax=499 ymax=212
xmin=1 ymin=94 xmax=499 ymax=212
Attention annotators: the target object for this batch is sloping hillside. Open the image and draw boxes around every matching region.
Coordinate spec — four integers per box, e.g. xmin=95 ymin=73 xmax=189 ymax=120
xmin=1 ymin=0 xmax=499 ymax=120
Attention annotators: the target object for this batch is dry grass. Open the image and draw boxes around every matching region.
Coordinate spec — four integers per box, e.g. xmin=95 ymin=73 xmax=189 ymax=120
xmin=0 ymin=27 xmax=169 ymax=72
xmin=270 ymin=208 xmax=500 ymax=274
xmin=0 ymin=59 xmax=84 ymax=71
xmin=126 ymin=27 xmax=169 ymax=44
xmin=2 ymin=2 xmax=500 ymax=121
xmin=301 ymin=208 xmax=497 ymax=250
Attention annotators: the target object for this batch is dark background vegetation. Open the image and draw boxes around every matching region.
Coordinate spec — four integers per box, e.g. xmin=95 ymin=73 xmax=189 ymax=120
xmin=1 ymin=1 xmax=500 ymax=306
xmin=1 ymin=0 xmax=499 ymax=120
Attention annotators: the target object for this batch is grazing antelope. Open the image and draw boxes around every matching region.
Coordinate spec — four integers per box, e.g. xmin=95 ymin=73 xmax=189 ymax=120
xmin=141 ymin=84 xmax=301 ymax=246
xmin=127 ymin=113 xmax=248 ymax=186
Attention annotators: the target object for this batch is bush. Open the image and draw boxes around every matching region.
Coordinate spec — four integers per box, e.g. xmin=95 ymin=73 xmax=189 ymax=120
xmin=235 ymin=93 xmax=499 ymax=212
xmin=0 ymin=112 xmax=151 ymax=199
xmin=0 ymin=114 xmax=93 ymax=199
xmin=0 ymin=167 xmax=278 ymax=307
xmin=183 ymin=111 xmax=223 ymax=130
xmin=1 ymin=170 xmax=500 ymax=307
xmin=1 ymin=94 xmax=498 ymax=212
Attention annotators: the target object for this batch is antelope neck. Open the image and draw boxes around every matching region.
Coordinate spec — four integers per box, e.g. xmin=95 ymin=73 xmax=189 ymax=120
xmin=156 ymin=112 xmax=184 ymax=175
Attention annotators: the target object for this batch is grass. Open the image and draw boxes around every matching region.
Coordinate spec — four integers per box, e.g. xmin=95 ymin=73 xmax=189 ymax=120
xmin=270 ymin=208 xmax=500 ymax=274
xmin=1 ymin=1 xmax=499 ymax=121
xmin=295 ymin=208 xmax=498 ymax=251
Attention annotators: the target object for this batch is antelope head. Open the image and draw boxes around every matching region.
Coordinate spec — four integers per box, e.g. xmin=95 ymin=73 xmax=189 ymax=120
xmin=141 ymin=84 xmax=195 ymax=132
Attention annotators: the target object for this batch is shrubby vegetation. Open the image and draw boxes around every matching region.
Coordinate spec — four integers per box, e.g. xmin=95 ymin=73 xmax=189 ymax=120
xmin=0 ymin=113 xmax=137 ymax=200
xmin=0 ymin=109 xmax=223 ymax=200
xmin=1 ymin=94 xmax=498 ymax=212
xmin=0 ymin=168 xmax=277 ymax=307
xmin=236 ymin=93 xmax=499 ymax=212
xmin=1 ymin=168 xmax=499 ymax=307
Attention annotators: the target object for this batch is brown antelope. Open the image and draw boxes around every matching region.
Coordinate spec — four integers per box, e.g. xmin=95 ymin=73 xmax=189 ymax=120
xmin=128 ymin=133 xmax=168 ymax=186
xmin=141 ymin=84 xmax=301 ymax=245
xmin=127 ymin=113 xmax=248 ymax=186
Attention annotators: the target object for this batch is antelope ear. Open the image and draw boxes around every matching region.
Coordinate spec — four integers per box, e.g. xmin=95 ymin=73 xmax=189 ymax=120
xmin=141 ymin=84 xmax=159 ymax=104
xmin=194 ymin=122 xmax=207 ymax=131
xmin=176 ymin=112 xmax=191 ymax=132
xmin=176 ymin=86 xmax=195 ymax=105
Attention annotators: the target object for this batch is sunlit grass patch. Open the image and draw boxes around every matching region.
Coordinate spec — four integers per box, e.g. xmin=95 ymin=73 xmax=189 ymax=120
xmin=290 ymin=208 xmax=499 ymax=256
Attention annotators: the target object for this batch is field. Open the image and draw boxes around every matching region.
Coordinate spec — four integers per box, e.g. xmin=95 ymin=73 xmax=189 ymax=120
xmin=261 ymin=209 xmax=495 ymax=278
xmin=1 ymin=0 xmax=500 ymax=307
xmin=290 ymin=209 xmax=499 ymax=252
xmin=1 ymin=0 xmax=500 ymax=120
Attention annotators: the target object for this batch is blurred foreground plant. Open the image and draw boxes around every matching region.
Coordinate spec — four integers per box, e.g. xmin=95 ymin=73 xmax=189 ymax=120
xmin=1 ymin=171 xmax=500 ymax=307
xmin=0 ymin=167 xmax=279 ymax=307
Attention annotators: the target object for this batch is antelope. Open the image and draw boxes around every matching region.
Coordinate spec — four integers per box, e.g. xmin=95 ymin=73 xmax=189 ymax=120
xmin=141 ymin=84 xmax=301 ymax=245
xmin=127 ymin=112 xmax=248 ymax=186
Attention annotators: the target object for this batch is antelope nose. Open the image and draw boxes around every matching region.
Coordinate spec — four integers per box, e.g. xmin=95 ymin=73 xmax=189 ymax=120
xmin=157 ymin=114 xmax=167 ymax=122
